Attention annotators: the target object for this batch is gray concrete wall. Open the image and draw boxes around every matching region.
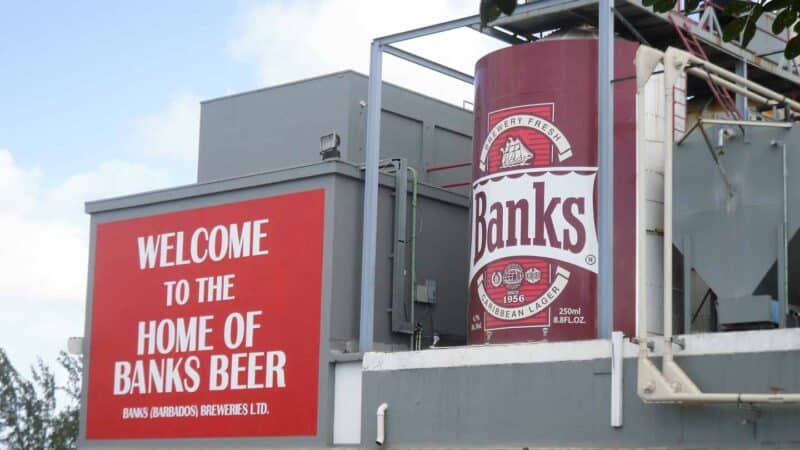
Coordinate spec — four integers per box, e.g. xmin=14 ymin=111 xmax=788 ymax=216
xmin=361 ymin=350 xmax=800 ymax=449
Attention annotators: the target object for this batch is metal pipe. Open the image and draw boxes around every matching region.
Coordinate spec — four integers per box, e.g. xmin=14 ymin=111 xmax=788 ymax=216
xmin=391 ymin=159 xmax=409 ymax=335
xmin=383 ymin=45 xmax=475 ymax=85
xmin=735 ymin=59 xmax=748 ymax=117
xmin=375 ymin=15 xmax=479 ymax=45
xmin=697 ymin=123 xmax=735 ymax=198
xmin=699 ymin=118 xmax=792 ymax=128
xmin=614 ymin=7 xmax=651 ymax=46
xmin=611 ymin=331 xmax=624 ymax=427
xmin=643 ymin=393 xmax=800 ymax=403
xmin=686 ymin=68 xmax=778 ymax=110
xmin=663 ymin=48 xmax=676 ymax=365
xmin=634 ymin=47 xmax=650 ymax=356
xmin=780 ymin=141 xmax=789 ymax=327
xmin=679 ymin=50 xmax=800 ymax=112
xmin=597 ymin=0 xmax=615 ymax=339
xmin=376 ymin=403 xmax=388 ymax=445
xmin=408 ymin=167 xmax=419 ymax=349
xmin=779 ymin=226 xmax=788 ymax=328
xmin=683 ymin=236 xmax=692 ymax=334
xmin=359 ymin=41 xmax=382 ymax=353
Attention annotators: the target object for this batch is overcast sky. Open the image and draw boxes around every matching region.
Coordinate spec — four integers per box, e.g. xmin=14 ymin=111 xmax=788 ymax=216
xmin=0 ymin=1 xmax=502 ymax=377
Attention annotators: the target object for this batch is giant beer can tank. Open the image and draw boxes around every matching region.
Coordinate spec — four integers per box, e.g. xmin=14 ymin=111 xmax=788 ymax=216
xmin=469 ymin=29 xmax=640 ymax=344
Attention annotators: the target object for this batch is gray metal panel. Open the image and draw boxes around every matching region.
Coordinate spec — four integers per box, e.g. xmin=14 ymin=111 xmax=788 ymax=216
xmin=379 ymin=111 xmax=423 ymax=167
xmin=673 ymin=125 xmax=800 ymax=306
xmin=428 ymin=125 xmax=472 ymax=196
xmin=198 ymin=73 xmax=352 ymax=182
xmin=362 ymin=351 xmax=800 ymax=448
xmin=197 ymin=71 xmax=473 ymax=191
xmin=411 ymin=197 xmax=469 ymax=343
xmin=717 ymin=295 xmax=776 ymax=326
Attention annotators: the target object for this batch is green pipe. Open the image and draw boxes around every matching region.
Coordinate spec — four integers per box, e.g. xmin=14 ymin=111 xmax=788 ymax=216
xmin=407 ymin=166 xmax=419 ymax=350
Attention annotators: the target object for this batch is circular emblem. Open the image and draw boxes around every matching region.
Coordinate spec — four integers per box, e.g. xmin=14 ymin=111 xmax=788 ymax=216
xmin=502 ymin=263 xmax=524 ymax=290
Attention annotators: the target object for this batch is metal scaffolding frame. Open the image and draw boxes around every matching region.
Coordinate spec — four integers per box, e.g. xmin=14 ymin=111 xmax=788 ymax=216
xmin=357 ymin=0 xmax=617 ymax=352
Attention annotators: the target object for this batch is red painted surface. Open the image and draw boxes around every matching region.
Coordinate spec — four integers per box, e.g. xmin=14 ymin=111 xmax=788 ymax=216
xmin=469 ymin=39 xmax=638 ymax=344
xmin=86 ymin=189 xmax=325 ymax=439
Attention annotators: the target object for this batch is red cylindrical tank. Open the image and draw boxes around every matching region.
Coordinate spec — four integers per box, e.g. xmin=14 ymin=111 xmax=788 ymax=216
xmin=468 ymin=34 xmax=639 ymax=344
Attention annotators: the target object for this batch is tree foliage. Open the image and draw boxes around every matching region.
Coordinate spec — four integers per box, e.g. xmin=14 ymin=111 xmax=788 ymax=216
xmin=480 ymin=0 xmax=800 ymax=58
xmin=0 ymin=349 xmax=81 ymax=450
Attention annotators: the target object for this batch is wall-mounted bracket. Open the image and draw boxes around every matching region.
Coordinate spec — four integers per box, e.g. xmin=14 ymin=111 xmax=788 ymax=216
xmin=670 ymin=336 xmax=686 ymax=350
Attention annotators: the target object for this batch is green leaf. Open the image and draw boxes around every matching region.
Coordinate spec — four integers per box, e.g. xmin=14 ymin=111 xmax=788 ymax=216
xmin=684 ymin=0 xmax=701 ymax=13
xmin=480 ymin=0 xmax=501 ymax=27
xmin=652 ymin=0 xmax=677 ymax=13
xmin=722 ymin=17 xmax=747 ymax=41
xmin=785 ymin=35 xmax=800 ymax=58
xmin=724 ymin=0 xmax=755 ymax=15
xmin=495 ymin=0 xmax=517 ymax=15
xmin=740 ymin=6 xmax=764 ymax=48
xmin=480 ymin=0 xmax=516 ymax=26
xmin=772 ymin=8 xmax=796 ymax=33
xmin=763 ymin=0 xmax=792 ymax=12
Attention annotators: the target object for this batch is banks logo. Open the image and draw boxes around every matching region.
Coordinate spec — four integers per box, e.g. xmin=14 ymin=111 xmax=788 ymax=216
xmin=470 ymin=103 xmax=598 ymax=327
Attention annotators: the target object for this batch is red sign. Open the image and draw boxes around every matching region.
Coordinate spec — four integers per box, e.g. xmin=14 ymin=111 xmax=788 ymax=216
xmin=86 ymin=189 xmax=325 ymax=439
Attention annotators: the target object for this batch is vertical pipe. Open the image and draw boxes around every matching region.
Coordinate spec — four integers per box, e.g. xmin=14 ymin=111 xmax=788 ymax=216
xmin=610 ymin=330 xmax=624 ymax=427
xmin=778 ymin=226 xmax=788 ymax=328
xmin=598 ymin=0 xmax=615 ymax=339
xmin=735 ymin=59 xmax=748 ymax=119
xmin=663 ymin=50 xmax=677 ymax=359
xmin=683 ymin=235 xmax=692 ymax=334
xmin=391 ymin=159 xmax=408 ymax=335
xmin=779 ymin=142 xmax=788 ymax=327
xmin=376 ymin=403 xmax=388 ymax=445
xmin=359 ymin=41 xmax=383 ymax=353
xmin=408 ymin=167 xmax=419 ymax=349
xmin=635 ymin=54 xmax=649 ymax=348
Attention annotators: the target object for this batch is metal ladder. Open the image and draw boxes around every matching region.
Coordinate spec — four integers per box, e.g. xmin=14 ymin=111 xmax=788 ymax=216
xmin=669 ymin=13 xmax=742 ymax=120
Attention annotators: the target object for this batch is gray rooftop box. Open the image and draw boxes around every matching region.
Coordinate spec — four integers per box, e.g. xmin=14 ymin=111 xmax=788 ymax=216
xmin=197 ymin=71 xmax=474 ymax=194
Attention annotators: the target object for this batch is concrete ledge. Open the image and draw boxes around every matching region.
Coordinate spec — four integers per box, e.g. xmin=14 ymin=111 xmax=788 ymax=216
xmin=363 ymin=339 xmax=612 ymax=371
xmin=85 ymin=159 xmax=468 ymax=214
xmin=364 ymin=328 xmax=800 ymax=371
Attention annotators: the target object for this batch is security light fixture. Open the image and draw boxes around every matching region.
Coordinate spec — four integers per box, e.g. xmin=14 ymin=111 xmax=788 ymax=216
xmin=320 ymin=132 xmax=341 ymax=160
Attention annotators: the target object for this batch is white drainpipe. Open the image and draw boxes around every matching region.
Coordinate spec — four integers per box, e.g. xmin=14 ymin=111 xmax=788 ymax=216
xmin=375 ymin=403 xmax=388 ymax=445
xmin=634 ymin=45 xmax=800 ymax=404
